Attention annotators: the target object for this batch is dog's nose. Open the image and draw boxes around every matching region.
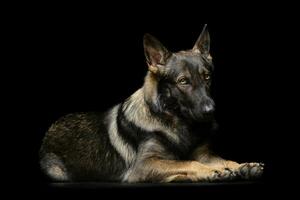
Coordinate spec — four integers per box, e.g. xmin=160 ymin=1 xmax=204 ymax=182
xmin=203 ymin=104 xmax=214 ymax=113
xmin=201 ymin=97 xmax=215 ymax=114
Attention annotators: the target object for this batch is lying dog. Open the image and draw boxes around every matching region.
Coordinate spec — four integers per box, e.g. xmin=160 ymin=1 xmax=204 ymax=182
xmin=40 ymin=25 xmax=264 ymax=182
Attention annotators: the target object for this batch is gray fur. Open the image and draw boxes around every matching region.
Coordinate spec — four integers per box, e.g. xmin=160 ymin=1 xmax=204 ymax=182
xmin=107 ymin=105 xmax=136 ymax=166
xmin=40 ymin=153 xmax=69 ymax=181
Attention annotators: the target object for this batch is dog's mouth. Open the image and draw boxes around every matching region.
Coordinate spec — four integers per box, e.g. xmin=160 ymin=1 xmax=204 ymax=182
xmin=200 ymin=112 xmax=215 ymax=122
xmin=184 ymin=108 xmax=215 ymax=123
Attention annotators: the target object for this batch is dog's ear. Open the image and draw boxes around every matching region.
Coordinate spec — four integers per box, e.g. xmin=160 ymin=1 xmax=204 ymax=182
xmin=144 ymin=33 xmax=171 ymax=74
xmin=193 ymin=24 xmax=210 ymax=57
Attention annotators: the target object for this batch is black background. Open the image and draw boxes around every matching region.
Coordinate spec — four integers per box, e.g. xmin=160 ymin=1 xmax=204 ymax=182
xmin=6 ymin=2 xmax=298 ymax=198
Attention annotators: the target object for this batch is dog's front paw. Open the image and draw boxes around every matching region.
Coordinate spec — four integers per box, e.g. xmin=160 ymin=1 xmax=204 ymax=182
xmin=237 ymin=162 xmax=264 ymax=180
xmin=208 ymin=168 xmax=237 ymax=182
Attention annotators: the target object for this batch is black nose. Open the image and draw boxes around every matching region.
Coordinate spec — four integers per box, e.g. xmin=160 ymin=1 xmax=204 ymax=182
xmin=203 ymin=104 xmax=214 ymax=113
xmin=202 ymin=98 xmax=215 ymax=114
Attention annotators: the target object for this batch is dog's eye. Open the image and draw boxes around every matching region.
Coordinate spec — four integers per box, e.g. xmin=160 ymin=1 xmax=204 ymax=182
xmin=204 ymin=73 xmax=210 ymax=81
xmin=177 ymin=77 xmax=189 ymax=85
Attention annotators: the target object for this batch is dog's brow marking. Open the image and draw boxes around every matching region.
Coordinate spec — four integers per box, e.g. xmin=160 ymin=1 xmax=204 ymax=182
xmin=107 ymin=105 xmax=136 ymax=166
xmin=198 ymin=67 xmax=202 ymax=74
xmin=198 ymin=66 xmax=209 ymax=75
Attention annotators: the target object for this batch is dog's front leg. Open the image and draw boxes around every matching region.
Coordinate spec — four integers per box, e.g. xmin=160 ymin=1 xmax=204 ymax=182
xmin=123 ymin=158 xmax=236 ymax=183
xmin=192 ymin=144 xmax=264 ymax=180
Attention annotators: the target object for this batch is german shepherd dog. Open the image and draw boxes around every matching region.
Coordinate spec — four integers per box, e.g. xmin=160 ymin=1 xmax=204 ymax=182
xmin=40 ymin=25 xmax=264 ymax=182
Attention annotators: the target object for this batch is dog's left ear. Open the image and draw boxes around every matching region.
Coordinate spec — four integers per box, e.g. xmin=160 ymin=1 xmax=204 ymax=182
xmin=144 ymin=33 xmax=171 ymax=74
xmin=193 ymin=24 xmax=211 ymax=57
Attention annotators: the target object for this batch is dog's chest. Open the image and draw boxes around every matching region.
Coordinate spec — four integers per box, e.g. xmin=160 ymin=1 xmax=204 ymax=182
xmin=167 ymin=124 xmax=214 ymax=159
xmin=154 ymin=128 xmax=209 ymax=160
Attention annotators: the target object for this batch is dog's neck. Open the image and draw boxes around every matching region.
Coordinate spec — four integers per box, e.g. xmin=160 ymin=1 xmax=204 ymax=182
xmin=121 ymin=86 xmax=182 ymax=145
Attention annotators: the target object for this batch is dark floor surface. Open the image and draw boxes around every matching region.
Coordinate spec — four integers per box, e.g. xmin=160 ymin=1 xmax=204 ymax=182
xmin=35 ymin=180 xmax=270 ymax=199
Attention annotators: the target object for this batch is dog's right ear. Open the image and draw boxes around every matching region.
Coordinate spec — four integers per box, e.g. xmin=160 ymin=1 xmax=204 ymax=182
xmin=193 ymin=24 xmax=210 ymax=57
xmin=143 ymin=34 xmax=171 ymax=74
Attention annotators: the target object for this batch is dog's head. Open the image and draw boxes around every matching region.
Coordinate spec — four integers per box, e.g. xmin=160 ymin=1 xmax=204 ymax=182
xmin=143 ymin=25 xmax=215 ymax=122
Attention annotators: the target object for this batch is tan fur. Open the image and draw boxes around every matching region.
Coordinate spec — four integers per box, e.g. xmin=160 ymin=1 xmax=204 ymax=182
xmin=148 ymin=65 xmax=159 ymax=74
xmin=190 ymin=144 xmax=264 ymax=181
xmin=143 ymin=71 xmax=159 ymax=106
xmin=146 ymin=159 xmax=219 ymax=182
xmin=122 ymin=139 xmax=235 ymax=183
xmin=192 ymin=144 xmax=240 ymax=170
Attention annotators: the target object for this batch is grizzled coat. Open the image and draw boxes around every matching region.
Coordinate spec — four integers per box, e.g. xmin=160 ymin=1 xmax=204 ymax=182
xmin=40 ymin=25 xmax=264 ymax=182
